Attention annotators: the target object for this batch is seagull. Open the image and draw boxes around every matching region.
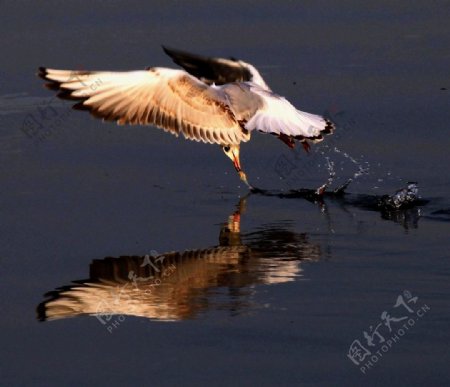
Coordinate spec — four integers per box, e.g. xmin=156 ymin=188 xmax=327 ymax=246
xmin=38 ymin=46 xmax=335 ymax=189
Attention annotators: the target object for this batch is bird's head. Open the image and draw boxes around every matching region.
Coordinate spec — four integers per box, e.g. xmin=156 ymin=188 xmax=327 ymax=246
xmin=222 ymin=145 xmax=252 ymax=189
xmin=222 ymin=145 xmax=242 ymax=172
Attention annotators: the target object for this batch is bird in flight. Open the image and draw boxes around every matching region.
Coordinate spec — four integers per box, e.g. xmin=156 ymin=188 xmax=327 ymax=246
xmin=38 ymin=46 xmax=334 ymax=189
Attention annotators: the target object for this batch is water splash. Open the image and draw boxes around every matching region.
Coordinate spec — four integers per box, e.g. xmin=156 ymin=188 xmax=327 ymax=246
xmin=315 ymin=157 xmax=335 ymax=195
xmin=333 ymin=146 xmax=370 ymax=181
xmin=378 ymin=182 xmax=420 ymax=210
xmin=314 ymin=146 xmax=369 ymax=195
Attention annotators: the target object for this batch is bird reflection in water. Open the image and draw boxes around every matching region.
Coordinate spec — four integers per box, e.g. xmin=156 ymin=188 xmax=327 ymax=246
xmin=37 ymin=198 xmax=321 ymax=323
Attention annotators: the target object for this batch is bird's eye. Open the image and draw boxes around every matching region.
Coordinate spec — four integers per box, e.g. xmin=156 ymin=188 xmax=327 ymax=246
xmin=224 ymin=146 xmax=230 ymax=152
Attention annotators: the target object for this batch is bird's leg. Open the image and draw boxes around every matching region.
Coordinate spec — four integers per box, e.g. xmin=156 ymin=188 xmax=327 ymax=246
xmin=222 ymin=145 xmax=253 ymax=189
xmin=301 ymin=140 xmax=311 ymax=153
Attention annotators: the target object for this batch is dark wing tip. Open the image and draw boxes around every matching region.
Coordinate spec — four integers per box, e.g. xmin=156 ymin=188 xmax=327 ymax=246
xmin=161 ymin=45 xmax=172 ymax=55
xmin=162 ymin=45 xmax=194 ymax=60
xmin=36 ymin=300 xmax=48 ymax=322
xmin=38 ymin=67 xmax=62 ymax=90
xmin=57 ymin=89 xmax=81 ymax=101
xmin=162 ymin=45 xmax=190 ymax=64
xmin=322 ymin=119 xmax=335 ymax=134
xmin=44 ymin=82 xmax=60 ymax=90
xmin=37 ymin=66 xmax=49 ymax=80
xmin=161 ymin=46 xmax=252 ymax=85
xmin=73 ymin=101 xmax=91 ymax=111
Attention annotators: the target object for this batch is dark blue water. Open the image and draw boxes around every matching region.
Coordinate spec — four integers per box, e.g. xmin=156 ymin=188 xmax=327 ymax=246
xmin=1 ymin=1 xmax=449 ymax=386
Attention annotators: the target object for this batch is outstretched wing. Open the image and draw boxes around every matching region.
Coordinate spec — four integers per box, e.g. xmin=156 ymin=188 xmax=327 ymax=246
xmin=243 ymin=85 xmax=334 ymax=146
xmin=161 ymin=47 xmax=334 ymax=148
xmin=38 ymin=67 xmax=250 ymax=145
xmin=163 ymin=46 xmax=270 ymax=90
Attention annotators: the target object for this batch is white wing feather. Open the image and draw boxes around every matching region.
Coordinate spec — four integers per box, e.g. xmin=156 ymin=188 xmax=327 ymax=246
xmin=245 ymin=87 xmax=331 ymax=139
xmin=40 ymin=67 xmax=250 ymax=145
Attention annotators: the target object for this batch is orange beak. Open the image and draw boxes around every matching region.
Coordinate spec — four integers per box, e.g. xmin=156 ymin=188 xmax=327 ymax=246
xmin=232 ymin=151 xmax=242 ymax=172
